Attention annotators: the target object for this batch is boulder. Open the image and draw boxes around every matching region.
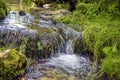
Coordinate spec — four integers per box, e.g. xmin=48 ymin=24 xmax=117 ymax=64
xmin=0 ymin=49 xmax=27 ymax=80
xmin=19 ymin=10 xmax=26 ymax=16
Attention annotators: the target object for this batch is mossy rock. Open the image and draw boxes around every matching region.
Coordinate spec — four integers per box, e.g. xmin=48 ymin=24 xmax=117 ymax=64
xmin=0 ymin=49 xmax=27 ymax=80
xmin=0 ymin=0 xmax=8 ymax=20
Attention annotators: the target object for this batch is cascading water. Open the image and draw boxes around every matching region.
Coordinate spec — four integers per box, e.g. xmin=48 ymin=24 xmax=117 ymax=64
xmin=66 ymin=39 xmax=73 ymax=54
xmin=0 ymin=10 xmax=96 ymax=80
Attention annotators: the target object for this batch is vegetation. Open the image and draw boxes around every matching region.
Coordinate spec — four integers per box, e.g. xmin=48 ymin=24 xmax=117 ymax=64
xmin=97 ymin=44 xmax=120 ymax=79
xmin=0 ymin=49 xmax=27 ymax=80
xmin=0 ymin=0 xmax=120 ymax=79
xmin=55 ymin=0 xmax=120 ymax=79
xmin=25 ymin=0 xmax=77 ymax=11
xmin=0 ymin=0 xmax=8 ymax=20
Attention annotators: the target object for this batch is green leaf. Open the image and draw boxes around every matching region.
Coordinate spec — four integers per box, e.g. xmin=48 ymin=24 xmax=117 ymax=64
xmin=37 ymin=42 xmax=43 ymax=50
xmin=102 ymin=46 xmax=112 ymax=55
xmin=112 ymin=44 xmax=118 ymax=53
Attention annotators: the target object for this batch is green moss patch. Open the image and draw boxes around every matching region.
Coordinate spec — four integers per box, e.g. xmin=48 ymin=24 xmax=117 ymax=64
xmin=0 ymin=49 xmax=27 ymax=80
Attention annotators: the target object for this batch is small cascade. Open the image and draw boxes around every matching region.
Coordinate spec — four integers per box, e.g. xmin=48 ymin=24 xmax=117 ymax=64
xmin=0 ymin=11 xmax=82 ymax=57
xmin=66 ymin=39 xmax=73 ymax=54
xmin=0 ymin=11 xmax=96 ymax=80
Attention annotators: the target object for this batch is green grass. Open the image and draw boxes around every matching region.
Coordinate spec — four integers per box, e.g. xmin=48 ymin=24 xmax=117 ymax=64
xmin=56 ymin=1 xmax=120 ymax=79
xmin=0 ymin=0 xmax=8 ymax=19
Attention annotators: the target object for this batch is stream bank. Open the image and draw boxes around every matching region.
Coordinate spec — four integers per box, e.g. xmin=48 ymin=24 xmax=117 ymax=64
xmin=0 ymin=10 xmax=97 ymax=80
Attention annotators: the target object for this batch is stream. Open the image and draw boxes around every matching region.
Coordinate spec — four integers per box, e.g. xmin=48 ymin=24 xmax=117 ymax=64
xmin=0 ymin=10 xmax=96 ymax=80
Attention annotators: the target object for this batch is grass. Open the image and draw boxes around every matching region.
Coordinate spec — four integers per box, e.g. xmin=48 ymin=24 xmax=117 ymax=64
xmin=0 ymin=49 xmax=27 ymax=80
xmin=55 ymin=1 xmax=120 ymax=79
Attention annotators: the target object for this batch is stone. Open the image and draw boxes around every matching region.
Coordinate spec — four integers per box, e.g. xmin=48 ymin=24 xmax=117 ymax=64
xmin=0 ymin=16 xmax=5 ymax=20
xmin=0 ymin=49 xmax=10 ymax=58
xmin=19 ymin=10 xmax=26 ymax=16
xmin=0 ymin=49 xmax=27 ymax=80
xmin=43 ymin=4 xmax=52 ymax=9
xmin=30 ymin=7 xmax=46 ymax=13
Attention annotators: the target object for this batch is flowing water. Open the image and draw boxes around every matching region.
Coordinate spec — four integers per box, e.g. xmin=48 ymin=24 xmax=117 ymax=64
xmin=0 ymin=4 xmax=96 ymax=80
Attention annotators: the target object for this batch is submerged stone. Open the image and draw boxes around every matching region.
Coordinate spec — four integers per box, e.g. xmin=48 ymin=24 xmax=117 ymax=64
xmin=40 ymin=69 xmax=76 ymax=80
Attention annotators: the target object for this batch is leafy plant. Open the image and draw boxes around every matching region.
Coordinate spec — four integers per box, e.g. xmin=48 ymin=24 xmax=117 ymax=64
xmin=97 ymin=44 xmax=120 ymax=79
xmin=56 ymin=0 xmax=120 ymax=79
xmin=37 ymin=42 xmax=43 ymax=50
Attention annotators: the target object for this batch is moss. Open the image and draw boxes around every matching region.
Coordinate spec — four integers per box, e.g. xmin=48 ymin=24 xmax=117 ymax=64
xmin=29 ymin=25 xmax=52 ymax=34
xmin=0 ymin=49 xmax=27 ymax=80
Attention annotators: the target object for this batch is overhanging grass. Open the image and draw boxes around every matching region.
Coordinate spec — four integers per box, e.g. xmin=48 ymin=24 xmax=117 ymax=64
xmin=55 ymin=1 xmax=120 ymax=79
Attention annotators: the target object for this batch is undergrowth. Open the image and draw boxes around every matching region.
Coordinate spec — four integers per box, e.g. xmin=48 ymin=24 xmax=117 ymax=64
xmin=96 ymin=44 xmax=120 ymax=79
xmin=0 ymin=0 xmax=8 ymax=19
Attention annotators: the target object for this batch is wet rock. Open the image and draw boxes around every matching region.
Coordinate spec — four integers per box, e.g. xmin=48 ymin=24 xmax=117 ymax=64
xmin=39 ymin=14 xmax=53 ymax=21
xmin=37 ymin=9 xmax=69 ymax=20
xmin=32 ymin=74 xmax=38 ymax=79
xmin=0 ymin=16 xmax=5 ymax=20
xmin=30 ymin=7 xmax=46 ymax=13
xmin=40 ymin=69 xmax=76 ymax=80
xmin=0 ymin=49 xmax=27 ymax=80
xmin=0 ymin=49 xmax=10 ymax=58
xmin=43 ymin=4 xmax=52 ymax=9
xmin=19 ymin=10 xmax=26 ymax=16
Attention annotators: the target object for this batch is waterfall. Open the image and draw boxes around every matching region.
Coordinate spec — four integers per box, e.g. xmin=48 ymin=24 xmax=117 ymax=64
xmin=66 ymin=39 xmax=73 ymax=54
xmin=0 ymin=11 xmax=95 ymax=80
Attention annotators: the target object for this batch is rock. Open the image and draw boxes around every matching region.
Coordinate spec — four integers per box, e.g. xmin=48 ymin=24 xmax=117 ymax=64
xmin=68 ymin=75 xmax=76 ymax=80
xmin=40 ymin=77 xmax=48 ymax=80
xmin=40 ymin=69 xmax=76 ymax=80
xmin=30 ymin=7 xmax=46 ymax=13
xmin=0 ymin=49 xmax=27 ymax=80
xmin=54 ymin=13 xmax=64 ymax=19
xmin=43 ymin=4 xmax=52 ymax=9
xmin=0 ymin=49 xmax=10 ymax=58
xmin=37 ymin=9 xmax=69 ymax=19
xmin=39 ymin=14 xmax=53 ymax=21
xmin=0 ymin=16 xmax=5 ymax=20
xmin=19 ymin=10 xmax=26 ymax=16
xmin=51 ymin=9 xmax=69 ymax=19
xmin=52 ymin=9 xmax=69 ymax=15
